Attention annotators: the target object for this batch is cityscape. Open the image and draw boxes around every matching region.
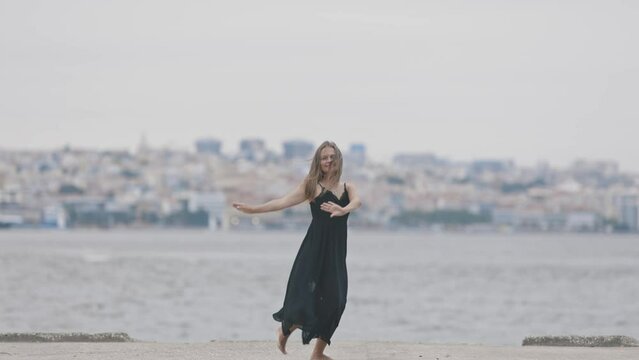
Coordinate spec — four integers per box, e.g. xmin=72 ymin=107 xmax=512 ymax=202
xmin=0 ymin=137 xmax=638 ymax=233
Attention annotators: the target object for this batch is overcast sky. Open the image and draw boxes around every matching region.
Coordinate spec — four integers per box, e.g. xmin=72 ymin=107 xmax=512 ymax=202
xmin=1 ymin=1 xmax=637 ymax=171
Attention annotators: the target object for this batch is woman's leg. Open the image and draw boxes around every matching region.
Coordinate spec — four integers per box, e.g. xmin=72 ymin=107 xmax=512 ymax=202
xmin=310 ymin=338 xmax=332 ymax=359
xmin=276 ymin=324 xmax=300 ymax=354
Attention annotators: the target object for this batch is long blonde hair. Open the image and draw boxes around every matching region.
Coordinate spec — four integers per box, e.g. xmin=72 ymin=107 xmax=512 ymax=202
xmin=304 ymin=141 xmax=343 ymax=202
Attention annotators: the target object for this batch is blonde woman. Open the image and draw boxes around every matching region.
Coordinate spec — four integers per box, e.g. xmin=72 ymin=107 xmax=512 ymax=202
xmin=233 ymin=141 xmax=361 ymax=360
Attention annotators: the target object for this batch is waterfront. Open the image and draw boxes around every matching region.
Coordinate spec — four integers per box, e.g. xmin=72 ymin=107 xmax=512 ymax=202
xmin=1 ymin=230 xmax=638 ymax=345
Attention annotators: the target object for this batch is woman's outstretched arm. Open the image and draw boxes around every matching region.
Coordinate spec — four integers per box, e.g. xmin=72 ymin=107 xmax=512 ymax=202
xmin=232 ymin=181 xmax=306 ymax=214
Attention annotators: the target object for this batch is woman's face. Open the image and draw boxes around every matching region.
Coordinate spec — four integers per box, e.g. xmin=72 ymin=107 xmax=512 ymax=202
xmin=320 ymin=146 xmax=337 ymax=175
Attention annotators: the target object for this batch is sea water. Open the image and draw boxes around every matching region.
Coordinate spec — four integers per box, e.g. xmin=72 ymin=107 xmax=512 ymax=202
xmin=1 ymin=230 xmax=637 ymax=345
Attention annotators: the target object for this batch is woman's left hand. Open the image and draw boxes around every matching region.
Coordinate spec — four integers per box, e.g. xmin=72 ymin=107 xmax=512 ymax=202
xmin=320 ymin=201 xmax=348 ymax=218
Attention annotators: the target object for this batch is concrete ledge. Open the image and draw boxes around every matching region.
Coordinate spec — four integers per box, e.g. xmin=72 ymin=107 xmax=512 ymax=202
xmin=1 ymin=341 xmax=639 ymax=360
xmin=0 ymin=332 xmax=135 ymax=342
xmin=522 ymin=335 xmax=639 ymax=347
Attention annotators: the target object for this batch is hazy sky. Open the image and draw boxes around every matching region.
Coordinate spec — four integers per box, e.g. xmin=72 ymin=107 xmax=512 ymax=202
xmin=1 ymin=1 xmax=638 ymax=170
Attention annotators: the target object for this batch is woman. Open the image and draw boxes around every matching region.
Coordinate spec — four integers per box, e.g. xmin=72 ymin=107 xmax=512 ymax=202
xmin=233 ymin=141 xmax=361 ymax=360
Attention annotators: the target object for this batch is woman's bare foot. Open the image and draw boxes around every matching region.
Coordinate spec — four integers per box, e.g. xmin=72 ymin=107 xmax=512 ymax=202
xmin=276 ymin=327 xmax=289 ymax=354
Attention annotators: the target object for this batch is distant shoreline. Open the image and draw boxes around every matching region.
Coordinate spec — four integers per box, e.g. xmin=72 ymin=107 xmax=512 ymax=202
xmin=1 ymin=227 xmax=639 ymax=236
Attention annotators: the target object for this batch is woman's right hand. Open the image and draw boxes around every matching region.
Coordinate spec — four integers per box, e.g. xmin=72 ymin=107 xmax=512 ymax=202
xmin=232 ymin=202 xmax=257 ymax=214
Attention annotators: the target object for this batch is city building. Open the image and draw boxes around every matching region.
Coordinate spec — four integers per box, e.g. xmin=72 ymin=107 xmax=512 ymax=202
xmin=195 ymin=138 xmax=222 ymax=155
xmin=239 ymin=138 xmax=267 ymax=162
xmin=282 ymin=140 xmax=314 ymax=160
xmin=393 ymin=153 xmax=446 ymax=168
xmin=347 ymin=143 xmax=367 ymax=166
xmin=188 ymin=191 xmax=227 ymax=231
xmin=617 ymin=195 xmax=638 ymax=231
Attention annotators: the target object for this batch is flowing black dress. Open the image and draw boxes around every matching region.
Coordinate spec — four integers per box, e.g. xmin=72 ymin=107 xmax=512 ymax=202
xmin=273 ymin=182 xmax=349 ymax=346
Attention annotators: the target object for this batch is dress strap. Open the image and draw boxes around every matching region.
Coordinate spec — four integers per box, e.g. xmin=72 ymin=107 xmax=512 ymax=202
xmin=318 ymin=181 xmax=325 ymax=191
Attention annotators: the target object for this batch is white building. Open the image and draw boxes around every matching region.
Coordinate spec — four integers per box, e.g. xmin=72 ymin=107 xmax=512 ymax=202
xmin=189 ymin=191 xmax=227 ymax=230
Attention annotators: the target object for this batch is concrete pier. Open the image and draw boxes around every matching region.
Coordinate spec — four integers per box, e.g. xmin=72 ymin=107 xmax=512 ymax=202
xmin=1 ymin=341 xmax=639 ymax=360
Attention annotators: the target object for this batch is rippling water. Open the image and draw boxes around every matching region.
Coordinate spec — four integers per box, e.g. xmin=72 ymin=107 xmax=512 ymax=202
xmin=1 ymin=230 xmax=638 ymax=345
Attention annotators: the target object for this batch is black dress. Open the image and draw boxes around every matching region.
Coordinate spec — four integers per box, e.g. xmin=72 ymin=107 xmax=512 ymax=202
xmin=273 ymin=182 xmax=349 ymax=346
